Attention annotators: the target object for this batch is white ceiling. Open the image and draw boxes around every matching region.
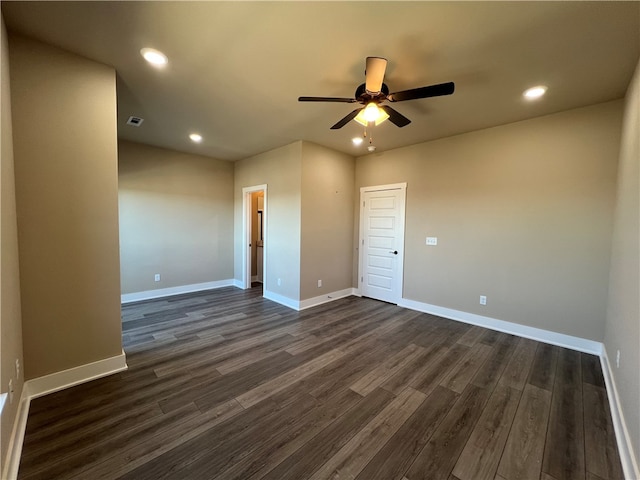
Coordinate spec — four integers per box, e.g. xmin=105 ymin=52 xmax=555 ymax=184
xmin=3 ymin=1 xmax=639 ymax=161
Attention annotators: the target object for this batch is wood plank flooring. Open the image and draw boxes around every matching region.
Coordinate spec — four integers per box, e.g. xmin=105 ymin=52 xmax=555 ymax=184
xmin=18 ymin=286 xmax=624 ymax=480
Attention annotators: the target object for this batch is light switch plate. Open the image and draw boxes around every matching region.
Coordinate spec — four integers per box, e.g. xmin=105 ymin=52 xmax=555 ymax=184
xmin=426 ymin=237 xmax=438 ymax=246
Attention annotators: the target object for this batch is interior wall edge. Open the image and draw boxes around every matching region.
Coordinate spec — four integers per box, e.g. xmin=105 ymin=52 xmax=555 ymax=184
xmin=10 ymin=33 xmax=122 ymax=380
xmin=1 ymin=12 xmax=25 ymax=474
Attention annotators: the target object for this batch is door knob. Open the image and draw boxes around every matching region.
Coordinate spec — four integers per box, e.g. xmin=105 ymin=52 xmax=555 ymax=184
xmin=389 ymin=250 xmax=398 ymax=255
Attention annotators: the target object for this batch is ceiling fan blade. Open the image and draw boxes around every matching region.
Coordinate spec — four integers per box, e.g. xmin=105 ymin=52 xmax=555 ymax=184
xmin=380 ymin=105 xmax=411 ymax=128
xmin=330 ymin=108 xmax=363 ymax=129
xmin=298 ymin=96 xmax=358 ymax=103
xmin=387 ymin=82 xmax=455 ymax=102
xmin=365 ymin=57 xmax=387 ymax=94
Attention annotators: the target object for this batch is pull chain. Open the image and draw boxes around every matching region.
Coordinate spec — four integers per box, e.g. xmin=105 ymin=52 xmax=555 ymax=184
xmin=363 ymin=123 xmax=376 ymax=152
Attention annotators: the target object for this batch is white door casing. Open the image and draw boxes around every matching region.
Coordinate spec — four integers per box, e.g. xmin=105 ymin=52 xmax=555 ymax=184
xmin=242 ymin=184 xmax=267 ymax=290
xmin=358 ymin=183 xmax=406 ymax=304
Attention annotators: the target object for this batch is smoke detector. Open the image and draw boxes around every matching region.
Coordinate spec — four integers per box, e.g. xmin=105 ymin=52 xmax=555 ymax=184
xmin=126 ymin=116 xmax=144 ymax=127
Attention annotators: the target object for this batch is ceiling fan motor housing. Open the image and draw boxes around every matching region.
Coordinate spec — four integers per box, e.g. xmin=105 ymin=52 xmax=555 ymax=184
xmin=356 ymin=83 xmax=390 ymax=103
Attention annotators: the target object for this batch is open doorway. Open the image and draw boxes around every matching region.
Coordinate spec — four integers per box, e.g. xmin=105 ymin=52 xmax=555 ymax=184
xmin=242 ymin=185 xmax=267 ymax=290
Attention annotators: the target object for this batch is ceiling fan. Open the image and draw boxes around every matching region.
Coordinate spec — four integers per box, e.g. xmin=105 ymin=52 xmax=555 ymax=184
xmin=298 ymin=57 xmax=455 ymax=130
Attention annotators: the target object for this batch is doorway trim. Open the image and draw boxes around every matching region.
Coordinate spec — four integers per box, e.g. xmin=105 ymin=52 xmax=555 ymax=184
xmin=242 ymin=184 xmax=267 ymax=290
xmin=358 ymin=182 xmax=407 ymax=304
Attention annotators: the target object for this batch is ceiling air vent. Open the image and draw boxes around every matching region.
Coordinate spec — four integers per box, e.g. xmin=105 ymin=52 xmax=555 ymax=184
xmin=126 ymin=116 xmax=144 ymax=127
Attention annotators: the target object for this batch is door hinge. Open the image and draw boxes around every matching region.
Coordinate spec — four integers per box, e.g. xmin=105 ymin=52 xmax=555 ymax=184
xmin=362 ymin=239 xmax=364 ymax=246
xmin=361 ymin=276 xmax=363 ymax=282
xmin=363 ymin=201 xmax=365 ymax=207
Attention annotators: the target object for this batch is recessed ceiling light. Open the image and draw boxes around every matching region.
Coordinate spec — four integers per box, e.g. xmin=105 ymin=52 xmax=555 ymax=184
xmin=352 ymin=137 xmax=363 ymax=146
xmin=523 ymin=85 xmax=547 ymax=100
xmin=140 ymin=48 xmax=168 ymax=66
xmin=189 ymin=133 xmax=203 ymax=143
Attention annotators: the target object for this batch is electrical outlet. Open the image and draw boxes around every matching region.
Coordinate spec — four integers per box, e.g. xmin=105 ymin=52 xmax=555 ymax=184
xmin=616 ymin=350 xmax=620 ymax=368
xmin=154 ymin=274 xmax=161 ymax=282
xmin=317 ymin=279 xmax=322 ymax=288
xmin=479 ymin=295 xmax=487 ymax=305
xmin=277 ymin=278 xmax=281 ymax=286
xmin=15 ymin=359 xmax=20 ymax=379
xmin=426 ymin=237 xmax=438 ymax=246
xmin=8 ymin=379 xmax=14 ymax=404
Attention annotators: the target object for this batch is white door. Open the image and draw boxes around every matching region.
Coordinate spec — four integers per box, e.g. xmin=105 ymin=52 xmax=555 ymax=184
xmin=359 ymin=184 xmax=406 ymax=304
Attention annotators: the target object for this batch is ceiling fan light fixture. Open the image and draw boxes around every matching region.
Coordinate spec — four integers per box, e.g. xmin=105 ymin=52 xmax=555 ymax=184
xmin=354 ymin=103 xmax=389 ymax=126
xmin=140 ymin=47 xmax=168 ymax=66
xmin=374 ymin=108 xmax=390 ymax=126
xmin=352 ymin=137 xmax=364 ymax=146
xmin=189 ymin=133 xmax=203 ymax=143
xmin=523 ymin=85 xmax=547 ymax=99
xmin=354 ymin=115 xmax=367 ymax=127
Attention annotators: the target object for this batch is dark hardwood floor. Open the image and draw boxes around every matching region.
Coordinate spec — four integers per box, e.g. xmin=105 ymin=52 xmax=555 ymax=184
xmin=18 ymin=286 xmax=623 ymax=480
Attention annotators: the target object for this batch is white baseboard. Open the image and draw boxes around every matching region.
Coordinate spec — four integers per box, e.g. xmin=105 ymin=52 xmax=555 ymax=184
xmin=263 ymin=288 xmax=356 ymax=311
xmin=2 ymin=387 xmax=29 ymax=480
xmin=263 ymin=289 xmax=300 ymax=310
xmin=232 ymin=279 xmax=243 ymax=289
xmin=398 ymin=298 xmax=602 ymax=355
xmin=26 ymin=350 xmax=128 ymax=399
xmin=600 ymin=347 xmax=640 ymax=480
xmin=1 ymin=351 xmax=127 ymax=479
xmin=121 ymin=279 xmax=235 ymax=304
xmin=298 ymin=288 xmax=356 ymax=310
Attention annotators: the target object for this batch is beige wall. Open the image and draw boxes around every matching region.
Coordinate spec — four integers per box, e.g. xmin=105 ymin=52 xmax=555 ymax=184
xmin=118 ymin=141 xmax=234 ymax=294
xmin=604 ymin=58 xmax=640 ymax=468
xmin=9 ymin=35 xmax=122 ymax=379
xmin=0 ymin=15 xmax=24 ymax=471
xmin=356 ymin=100 xmax=622 ymax=341
xmin=300 ymin=142 xmax=355 ymax=300
xmin=234 ymin=142 xmax=302 ymax=300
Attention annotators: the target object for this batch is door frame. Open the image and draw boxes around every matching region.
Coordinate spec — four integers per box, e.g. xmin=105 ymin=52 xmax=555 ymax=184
xmin=242 ymin=184 xmax=267 ymax=290
xmin=358 ymin=182 xmax=407 ymax=304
